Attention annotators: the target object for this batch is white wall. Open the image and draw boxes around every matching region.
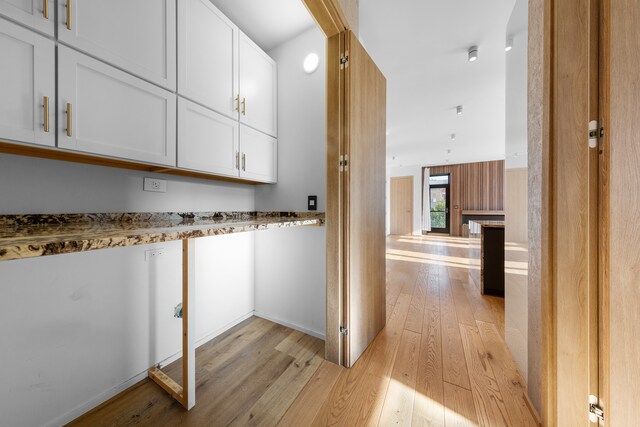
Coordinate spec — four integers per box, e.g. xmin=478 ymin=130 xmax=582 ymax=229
xmin=254 ymin=27 xmax=327 ymax=338
xmin=387 ymin=165 xmax=423 ymax=236
xmin=0 ymin=154 xmax=257 ymax=426
xmin=504 ymin=0 xmax=529 ymax=381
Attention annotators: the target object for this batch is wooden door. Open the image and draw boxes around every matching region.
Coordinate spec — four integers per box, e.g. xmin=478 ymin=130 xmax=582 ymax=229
xmin=178 ymin=0 xmax=239 ymax=119
xmin=344 ymin=30 xmax=386 ymax=367
xmin=57 ymin=46 xmax=177 ymax=167
xmin=239 ymin=33 xmax=277 ymax=138
xmin=239 ymin=124 xmax=277 ymax=183
xmin=58 ymin=0 xmax=176 ymax=90
xmin=178 ymin=98 xmax=239 ymax=178
xmin=0 ymin=0 xmax=53 ymax=36
xmin=0 ymin=17 xmax=54 ymax=147
xmin=390 ymin=176 xmax=413 ymax=235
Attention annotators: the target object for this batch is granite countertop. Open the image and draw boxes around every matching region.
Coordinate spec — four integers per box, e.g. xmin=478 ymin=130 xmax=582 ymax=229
xmin=469 ymin=220 xmax=505 ymax=229
xmin=0 ymin=211 xmax=325 ymax=261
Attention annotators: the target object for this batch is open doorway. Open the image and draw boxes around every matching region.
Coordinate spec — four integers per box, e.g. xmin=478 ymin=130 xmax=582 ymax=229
xmin=428 ymin=173 xmax=451 ymax=234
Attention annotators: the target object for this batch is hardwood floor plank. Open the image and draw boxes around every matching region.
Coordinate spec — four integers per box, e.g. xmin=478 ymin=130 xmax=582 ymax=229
xmin=459 ymin=323 xmax=511 ymax=426
xmin=412 ymin=308 xmax=445 ymax=427
xmin=476 ymin=320 xmax=538 ymax=427
xmin=277 ymin=361 xmax=344 ymax=427
xmin=450 ymin=276 xmax=478 ymax=327
xmin=405 ymin=268 xmax=426 ymax=333
xmin=378 ymin=329 xmax=421 ymax=426
xmin=443 ymin=382 xmax=479 ymax=427
xmin=424 ymin=268 xmax=440 ymax=315
xmin=438 ymin=265 xmax=472 ymax=390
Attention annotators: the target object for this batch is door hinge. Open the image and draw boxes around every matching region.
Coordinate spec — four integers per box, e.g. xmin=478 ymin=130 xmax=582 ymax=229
xmin=339 ymin=154 xmax=349 ymax=172
xmin=339 ymin=325 xmax=348 ymax=336
xmin=589 ymin=395 xmax=604 ymax=424
xmin=340 ymin=52 xmax=349 ymax=69
xmin=588 ymin=120 xmax=604 ymax=148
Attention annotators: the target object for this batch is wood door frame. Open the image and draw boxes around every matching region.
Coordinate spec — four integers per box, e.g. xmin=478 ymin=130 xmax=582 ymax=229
xmin=390 ymin=176 xmax=413 ymax=235
xmin=302 ymin=0 xmax=349 ymax=366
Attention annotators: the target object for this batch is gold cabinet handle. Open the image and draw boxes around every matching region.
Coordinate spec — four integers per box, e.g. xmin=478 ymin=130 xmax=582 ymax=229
xmin=43 ymin=0 xmax=49 ymax=19
xmin=66 ymin=0 xmax=72 ymax=30
xmin=242 ymin=153 xmax=246 ymax=171
xmin=66 ymin=102 xmax=72 ymax=137
xmin=43 ymin=96 xmax=49 ymax=132
xmin=241 ymin=97 xmax=246 ymax=115
xmin=235 ymin=151 xmax=240 ymax=169
xmin=234 ymin=95 xmax=239 ymax=112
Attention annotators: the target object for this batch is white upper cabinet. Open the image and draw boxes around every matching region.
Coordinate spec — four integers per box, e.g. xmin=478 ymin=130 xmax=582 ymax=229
xmin=0 ymin=17 xmax=54 ymax=147
xmin=178 ymin=98 xmax=239 ymax=178
xmin=0 ymin=0 xmax=54 ymax=36
xmin=239 ymin=124 xmax=277 ymax=183
xmin=178 ymin=0 xmax=238 ymax=119
xmin=58 ymin=46 xmax=176 ymax=166
xmin=239 ymin=33 xmax=277 ymax=138
xmin=58 ymin=0 xmax=176 ymax=90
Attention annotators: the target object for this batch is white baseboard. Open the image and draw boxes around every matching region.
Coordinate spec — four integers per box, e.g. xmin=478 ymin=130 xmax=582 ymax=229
xmin=253 ymin=310 xmax=325 ymax=340
xmin=49 ymin=311 xmax=254 ymax=427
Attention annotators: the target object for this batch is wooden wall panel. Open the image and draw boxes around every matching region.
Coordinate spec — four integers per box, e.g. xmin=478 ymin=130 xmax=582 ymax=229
xmin=427 ymin=160 xmax=504 ymax=236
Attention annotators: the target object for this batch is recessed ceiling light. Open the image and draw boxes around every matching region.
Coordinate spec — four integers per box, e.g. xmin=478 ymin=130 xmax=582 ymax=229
xmin=303 ymin=53 xmax=319 ymax=74
xmin=446 ymin=149 xmax=452 ymax=154
xmin=505 ymin=37 xmax=514 ymax=52
xmin=456 ymin=105 xmax=463 ymax=115
xmin=450 ymin=133 xmax=456 ymax=141
xmin=468 ymin=46 xmax=478 ymax=62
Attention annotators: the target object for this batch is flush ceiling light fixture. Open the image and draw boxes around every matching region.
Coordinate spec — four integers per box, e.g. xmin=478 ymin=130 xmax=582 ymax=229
xmin=468 ymin=45 xmax=478 ymax=62
xmin=505 ymin=37 xmax=514 ymax=52
xmin=456 ymin=105 xmax=463 ymax=115
xmin=303 ymin=53 xmax=319 ymax=74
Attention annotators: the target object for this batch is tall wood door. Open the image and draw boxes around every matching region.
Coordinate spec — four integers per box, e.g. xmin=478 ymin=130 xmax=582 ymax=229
xmin=390 ymin=176 xmax=413 ymax=235
xmin=343 ymin=31 xmax=386 ymax=367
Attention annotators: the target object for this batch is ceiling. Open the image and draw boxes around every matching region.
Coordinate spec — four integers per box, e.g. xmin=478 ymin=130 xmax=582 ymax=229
xmin=209 ymin=0 xmax=316 ymax=51
xmin=360 ymin=0 xmax=517 ymax=167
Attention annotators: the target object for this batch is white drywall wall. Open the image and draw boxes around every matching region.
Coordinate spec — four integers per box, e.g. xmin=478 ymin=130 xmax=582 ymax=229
xmin=254 ymin=26 xmax=327 ymax=337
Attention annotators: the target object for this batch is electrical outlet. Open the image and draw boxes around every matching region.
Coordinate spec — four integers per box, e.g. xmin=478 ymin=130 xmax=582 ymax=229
xmin=143 ymin=177 xmax=167 ymax=193
xmin=145 ymin=248 xmax=166 ymax=261
xmin=308 ymin=195 xmax=318 ymax=211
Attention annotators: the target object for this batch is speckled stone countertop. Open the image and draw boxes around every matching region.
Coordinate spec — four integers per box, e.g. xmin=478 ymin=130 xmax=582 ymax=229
xmin=0 ymin=212 xmax=325 ymax=261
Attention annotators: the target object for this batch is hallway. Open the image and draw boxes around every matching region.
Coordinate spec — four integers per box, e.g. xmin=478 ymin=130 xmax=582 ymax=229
xmin=287 ymin=234 xmax=539 ymax=426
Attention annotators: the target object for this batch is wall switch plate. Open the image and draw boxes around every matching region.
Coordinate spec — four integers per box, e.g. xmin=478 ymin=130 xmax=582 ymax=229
xmin=143 ymin=177 xmax=167 ymax=193
xmin=308 ymin=195 xmax=318 ymax=211
xmin=145 ymin=248 xmax=166 ymax=261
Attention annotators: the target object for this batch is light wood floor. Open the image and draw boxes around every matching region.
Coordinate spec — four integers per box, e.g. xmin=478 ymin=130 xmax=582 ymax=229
xmin=69 ymin=235 xmax=538 ymax=427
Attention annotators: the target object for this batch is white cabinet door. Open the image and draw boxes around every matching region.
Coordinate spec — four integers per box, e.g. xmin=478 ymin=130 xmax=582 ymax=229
xmin=0 ymin=17 xmax=54 ymax=147
xmin=0 ymin=0 xmax=53 ymax=36
xmin=178 ymin=0 xmax=238 ymax=119
xmin=240 ymin=124 xmax=277 ymax=183
xmin=239 ymin=33 xmax=277 ymax=137
xmin=58 ymin=46 xmax=176 ymax=166
xmin=178 ymin=98 xmax=239 ymax=178
xmin=58 ymin=0 xmax=176 ymax=90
